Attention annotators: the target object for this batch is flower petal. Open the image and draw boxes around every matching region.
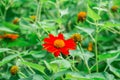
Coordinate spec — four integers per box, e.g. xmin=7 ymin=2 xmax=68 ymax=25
xmin=43 ymin=44 xmax=57 ymax=53
xmin=49 ymin=34 xmax=55 ymax=38
xmin=44 ymin=38 xmax=54 ymax=44
xmin=54 ymin=51 xmax=60 ymax=57
xmin=65 ymin=39 xmax=76 ymax=49
xmin=58 ymin=33 xmax=64 ymax=39
xmin=61 ymin=48 xmax=69 ymax=55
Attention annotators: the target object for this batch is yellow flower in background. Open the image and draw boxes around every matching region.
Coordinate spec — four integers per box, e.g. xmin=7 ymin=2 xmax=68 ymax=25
xmin=111 ymin=5 xmax=119 ymax=12
xmin=12 ymin=18 xmax=19 ymax=24
xmin=30 ymin=15 xmax=36 ymax=21
xmin=10 ymin=65 xmax=18 ymax=75
xmin=77 ymin=11 xmax=87 ymax=22
xmin=71 ymin=33 xmax=82 ymax=42
xmin=88 ymin=42 xmax=93 ymax=51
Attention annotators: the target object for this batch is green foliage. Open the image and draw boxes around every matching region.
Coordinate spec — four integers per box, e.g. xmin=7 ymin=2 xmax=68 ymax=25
xmin=0 ymin=0 xmax=120 ymax=80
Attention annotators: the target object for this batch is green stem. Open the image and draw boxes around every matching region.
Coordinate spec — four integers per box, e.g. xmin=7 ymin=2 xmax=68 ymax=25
xmin=19 ymin=72 xmax=27 ymax=78
xmin=78 ymin=43 xmax=91 ymax=74
xmin=36 ymin=0 xmax=42 ymax=22
xmin=95 ymin=21 xmax=99 ymax=72
xmin=72 ymin=56 xmax=79 ymax=72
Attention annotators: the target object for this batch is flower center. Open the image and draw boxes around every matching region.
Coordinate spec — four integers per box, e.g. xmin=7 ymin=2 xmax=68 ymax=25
xmin=54 ymin=39 xmax=65 ymax=48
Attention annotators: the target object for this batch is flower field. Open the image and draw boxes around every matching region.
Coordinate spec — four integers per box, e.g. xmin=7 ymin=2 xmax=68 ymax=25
xmin=0 ymin=0 xmax=120 ymax=80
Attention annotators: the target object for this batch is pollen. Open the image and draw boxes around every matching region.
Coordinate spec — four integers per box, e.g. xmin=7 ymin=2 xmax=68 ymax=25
xmin=10 ymin=65 xmax=18 ymax=75
xmin=54 ymin=39 xmax=65 ymax=48
xmin=71 ymin=33 xmax=81 ymax=42
xmin=77 ymin=11 xmax=87 ymax=22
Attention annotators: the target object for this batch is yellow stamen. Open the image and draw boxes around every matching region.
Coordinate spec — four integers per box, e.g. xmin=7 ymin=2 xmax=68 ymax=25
xmin=54 ymin=39 xmax=65 ymax=48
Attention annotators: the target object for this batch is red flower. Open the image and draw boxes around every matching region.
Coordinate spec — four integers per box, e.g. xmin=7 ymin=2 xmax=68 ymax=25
xmin=43 ymin=33 xmax=76 ymax=57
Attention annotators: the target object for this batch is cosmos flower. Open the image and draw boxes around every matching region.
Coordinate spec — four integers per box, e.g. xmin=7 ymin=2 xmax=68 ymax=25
xmin=77 ymin=11 xmax=87 ymax=22
xmin=10 ymin=65 xmax=18 ymax=75
xmin=43 ymin=33 xmax=76 ymax=57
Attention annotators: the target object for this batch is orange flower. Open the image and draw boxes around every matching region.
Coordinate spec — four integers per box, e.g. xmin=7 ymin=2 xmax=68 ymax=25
xmin=77 ymin=11 xmax=87 ymax=22
xmin=12 ymin=18 xmax=19 ymax=24
xmin=0 ymin=35 xmax=3 ymax=39
xmin=111 ymin=5 xmax=118 ymax=12
xmin=10 ymin=65 xmax=18 ymax=75
xmin=3 ymin=34 xmax=19 ymax=40
xmin=43 ymin=33 xmax=76 ymax=57
xmin=88 ymin=42 xmax=93 ymax=51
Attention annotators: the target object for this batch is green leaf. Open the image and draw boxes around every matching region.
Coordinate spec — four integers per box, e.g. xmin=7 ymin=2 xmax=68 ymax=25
xmin=18 ymin=74 xmax=45 ymax=80
xmin=86 ymin=72 xmax=114 ymax=80
xmin=32 ymin=74 xmax=45 ymax=80
xmin=0 ymin=48 xmax=11 ymax=53
xmin=51 ymin=70 xmax=70 ymax=80
xmin=87 ymin=6 xmax=101 ymax=21
xmin=76 ymin=26 xmax=95 ymax=35
xmin=0 ymin=27 xmax=17 ymax=33
xmin=109 ymin=65 xmax=120 ymax=78
xmin=21 ymin=61 xmax=45 ymax=74
xmin=65 ymin=72 xmax=89 ymax=80
xmin=30 ymin=51 xmax=47 ymax=58
xmin=0 ymin=54 xmax=19 ymax=66
xmin=2 ymin=22 xmax=19 ymax=30
xmin=44 ymin=60 xmax=51 ymax=72
xmin=50 ymin=59 xmax=71 ymax=69
xmin=7 ymin=38 xmax=31 ymax=47
xmin=98 ymin=51 xmax=119 ymax=62
xmin=102 ymin=22 xmax=120 ymax=29
xmin=66 ymin=72 xmax=114 ymax=80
